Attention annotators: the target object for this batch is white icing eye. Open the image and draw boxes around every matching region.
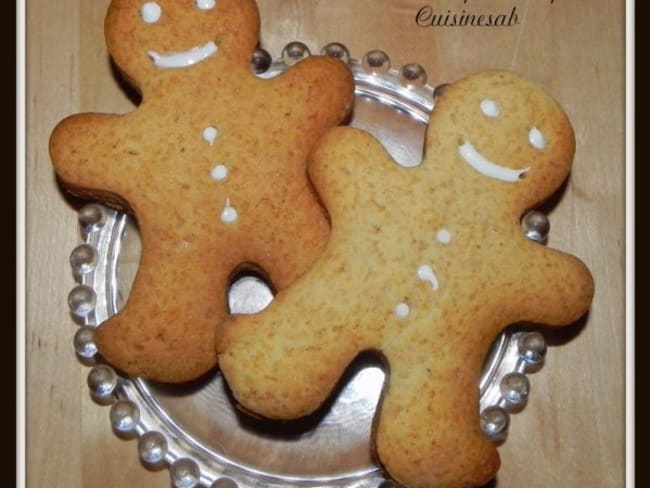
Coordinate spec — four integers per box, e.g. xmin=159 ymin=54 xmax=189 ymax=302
xmin=480 ymin=98 xmax=500 ymax=118
xmin=528 ymin=127 xmax=547 ymax=150
xmin=141 ymin=2 xmax=162 ymax=24
xmin=196 ymin=0 xmax=217 ymax=10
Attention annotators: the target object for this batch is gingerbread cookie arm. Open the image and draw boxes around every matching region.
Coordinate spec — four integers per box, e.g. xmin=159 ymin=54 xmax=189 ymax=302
xmin=271 ymin=56 xmax=355 ymax=131
xmin=308 ymin=127 xmax=402 ymax=222
xmin=507 ymin=243 xmax=594 ymax=326
xmin=50 ymin=113 xmax=132 ymax=207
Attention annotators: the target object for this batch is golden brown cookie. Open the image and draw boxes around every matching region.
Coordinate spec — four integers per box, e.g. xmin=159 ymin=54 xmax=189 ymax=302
xmin=218 ymin=70 xmax=594 ymax=488
xmin=49 ymin=0 xmax=354 ymax=382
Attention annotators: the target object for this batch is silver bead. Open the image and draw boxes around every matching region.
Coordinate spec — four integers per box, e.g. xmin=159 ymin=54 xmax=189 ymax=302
xmin=362 ymin=49 xmax=391 ymax=74
xmin=480 ymin=406 xmax=510 ymax=442
xmin=70 ymin=244 xmax=98 ymax=278
xmin=170 ymin=458 xmax=201 ymax=488
xmin=68 ymin=285 xmax=96 ymax=318
xmin=321 ymin=42 xmax=350 ymax=64
xmin=78 ymin=203 xmax=105 ymax=233
xmin=378 ymin=481 xmax=399 ymax=488
xmin=500 ymin=372 xmax=530 ymax=409
xmin=282 ymin=41 xmax=310 ymax=66
xmin=139 ymin=431 xmax=168 ymax=467
xmin=73 ymin=326 xmax=98 ymax=359
xmin=522 ymin=210 xmax=550 ymax=243
xmin=399 ymin=63 xmax=427 ymax=88
xmin=433 ymin=83 xmax=451 ymax=101
xmin=210 ymin=478 xmax=238 ymax=488
xmin=109 ymin=400 xmax=140 ymax=435
xmin=87 ymin=364 xmax=118 ymax=404
xmin=518 ymin=332 xmax=547 ymax=371
xmin=251 ymin=47 xmax=272 ymax=74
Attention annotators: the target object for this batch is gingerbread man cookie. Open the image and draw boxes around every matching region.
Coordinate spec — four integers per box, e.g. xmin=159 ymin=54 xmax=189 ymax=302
xmin=218 ymin=71 xmax=594 ymax=488
xmin=50 ymin=0 xmax=354 ymax=382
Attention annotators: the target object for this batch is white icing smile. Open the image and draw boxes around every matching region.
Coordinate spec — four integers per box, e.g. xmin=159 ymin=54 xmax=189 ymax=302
xmin=149 ymin=40 xmax=218 ymax=68
xmin=458 ymin=141 xmax=530 ymax=182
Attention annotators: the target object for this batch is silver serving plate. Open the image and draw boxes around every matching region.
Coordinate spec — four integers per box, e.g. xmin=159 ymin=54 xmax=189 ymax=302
xmin=67 ymin=45 xmax=551 ymax=488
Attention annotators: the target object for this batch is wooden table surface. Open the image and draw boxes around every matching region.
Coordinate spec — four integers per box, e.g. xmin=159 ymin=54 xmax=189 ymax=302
xmin=25 ymin=0 xmax=628 ymax=487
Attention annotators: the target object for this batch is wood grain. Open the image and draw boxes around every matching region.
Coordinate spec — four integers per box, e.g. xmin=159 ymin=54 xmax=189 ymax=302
xmin=25 ymin=0 xmax=627 ymax=486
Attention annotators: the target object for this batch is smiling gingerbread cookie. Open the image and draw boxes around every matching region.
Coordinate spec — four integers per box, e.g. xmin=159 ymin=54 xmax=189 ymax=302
xmin=218 ymin=70 xmax=594 ymax=488
xmin=50 ymin=0 xmax=354 ymax=382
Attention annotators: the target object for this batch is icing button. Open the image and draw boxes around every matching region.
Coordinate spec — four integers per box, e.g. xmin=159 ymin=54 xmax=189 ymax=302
xmin=436 ymin=229 xmax=453 ymax=244
xmin=221 ymin=198 xmax=238 ymax=224
xmin=211 ymin=164 xmax=229 ymax=182
xmin=203 ymin=126 xmax=219 ymax=146
xmin=394 ymin=302 xmax=410 ymax=318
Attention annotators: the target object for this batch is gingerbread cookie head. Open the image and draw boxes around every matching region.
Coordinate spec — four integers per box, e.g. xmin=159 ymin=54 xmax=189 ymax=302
xmin=218 ymin=70 xmax=594 ymax=488
xmin=106 ymin=0 xmax=259 ymax=90
xmin=426 ymin=70 xmax=575 ymax=211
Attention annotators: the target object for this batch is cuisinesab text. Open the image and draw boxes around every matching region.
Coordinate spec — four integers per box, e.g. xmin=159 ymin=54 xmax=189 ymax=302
xmin=416 ymin=6 xmax=519 ymax=27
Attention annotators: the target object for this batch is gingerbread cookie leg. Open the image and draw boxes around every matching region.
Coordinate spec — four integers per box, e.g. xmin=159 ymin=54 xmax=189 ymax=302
xmin=376 ymin=336 xmax=499 ymax=488
xmin=95 ymin=229 xmax=229 ymax=381
xmin=219 ymin=271 xmax=368 ymax=419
